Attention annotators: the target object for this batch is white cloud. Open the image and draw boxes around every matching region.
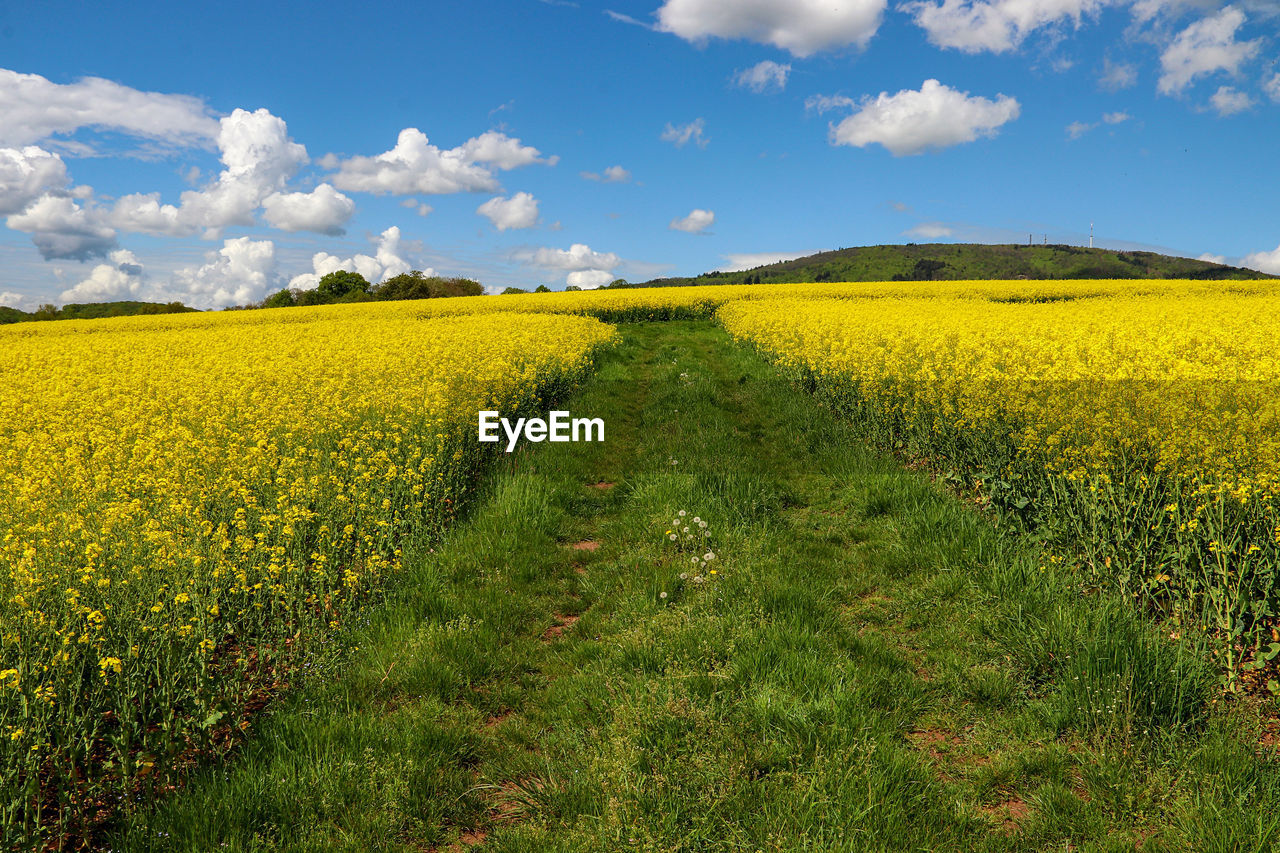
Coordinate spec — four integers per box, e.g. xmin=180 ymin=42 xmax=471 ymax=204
xmin=720 ymin=251 xmax=809 ymax=271
xmin=261 ymin=183 xmax=355 ymax=234
xmin=670 ymin=208 xmax=715 ymax=233
xmin=7 ymin=195 xmax=116 ymax=260
xmin=0 ymin=68 xmax=218 ymax=147
xmin=661 ymin=118 xmax=709 ymax=149
xmin=905 ymin=222 xmax=953 ymax=238
xmin=1265 ymin=72 xmax=1280 ymax=102
xmin=1209 ymin=85 xmax=1253 ymax=114
xmin=400 ymin=198 xmax=434 ymax=216
xmin=581 ymin=165 xmax=632 ymax=182
xmin=826 ymin=79 xmax=1020 ymax=156
xmin=110 ymin=107 xmax=309 ymax=237
xmin=172 ymin=237 xmax=277 ymax=307
xmin=733 ymin=61 xmax=791 ymax=93
xmin=286 ymin=226 xmax=413 ymax=290
xmin=0 ymin=146 xmax=68 ymax=215
xmin=59 ymin=249 xmax=145 ymax=302
xmin=806 ymin=94 xmax=859 ymax=114
xmin=566 ymin=269 xmax=615 ymax=289
xmin=656 ymin=0 xmax=886 ymax=56
xmin=477 ymin=192 xmax=540 ymax=230
xmin=1198 ymin=251 xmax=1227 ymax=264
xmin=1242 ymin=244 xmax=1280 ymax=275
xmin=525 ymin=243 xmax=621 ymax=271
xmin=605 ymin=10 xmax=658 ymax=29
xmin=1068 ymin=110 xmax=1132 ymax=138
xmin=1099 ymin=58 xmax=1138 ymax=90
xmin=1066 ymin=120 xmax=1096 ymax=138
xmin=328 ymin=128 xmax=553 ymax=196
xmin=1158 ymin=7 xmax=1260 ymax=95
xmin=0 ymin=291 xmax=27 ymax=309
xmin=901 ymin=0 xmax=1110 ymax=54
xmin=519 ymin=242 xmax=620 ymax=287
xmin=458 ymin=130 xmax=558 ymax=170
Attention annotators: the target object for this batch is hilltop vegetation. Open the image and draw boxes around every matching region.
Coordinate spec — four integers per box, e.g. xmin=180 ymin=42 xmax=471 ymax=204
xmin=636 ymin=243 xmax=1275 ymax=287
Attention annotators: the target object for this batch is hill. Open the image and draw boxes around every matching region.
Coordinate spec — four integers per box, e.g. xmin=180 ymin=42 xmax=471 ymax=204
xmin=635 ymin=243 xmax=1275 ymax=287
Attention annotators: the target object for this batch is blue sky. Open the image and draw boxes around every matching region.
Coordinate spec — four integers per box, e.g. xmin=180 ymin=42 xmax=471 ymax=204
xmin=1 ymin=0 xmax=1277 ymax=308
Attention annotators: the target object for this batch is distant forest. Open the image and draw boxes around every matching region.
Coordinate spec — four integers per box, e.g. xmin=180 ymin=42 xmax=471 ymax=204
xmin=0 ymin=301 xmax=196 ymax=325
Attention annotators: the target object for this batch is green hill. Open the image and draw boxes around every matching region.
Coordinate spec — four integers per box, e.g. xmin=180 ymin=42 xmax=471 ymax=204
xmin=635 ymin=243 xmax=1275 ymax=287
xmin=0 ymin=300 xmax=198 ymax=324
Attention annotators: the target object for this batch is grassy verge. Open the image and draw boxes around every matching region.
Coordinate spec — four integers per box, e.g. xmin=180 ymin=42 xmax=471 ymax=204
xmin=114 ymin=321 xmax=1280 ymax=851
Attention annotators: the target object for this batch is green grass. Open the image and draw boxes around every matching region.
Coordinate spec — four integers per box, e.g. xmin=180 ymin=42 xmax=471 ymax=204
xmin=111 ymin=321 xmax=1280 ymax=851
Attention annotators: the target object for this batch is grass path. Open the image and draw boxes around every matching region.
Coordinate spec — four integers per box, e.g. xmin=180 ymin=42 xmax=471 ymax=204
xmin=116 ymin=322 xmax=1280 ymax=852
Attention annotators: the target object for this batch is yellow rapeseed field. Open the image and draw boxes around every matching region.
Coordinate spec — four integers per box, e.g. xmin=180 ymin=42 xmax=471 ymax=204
xmin=0 ymin=302 xmax=616 ymax=837
xmin=5 ymin=277 xmax=1279 ymax=839
xmin=718 ymin=284 xmax=1280 ymax=669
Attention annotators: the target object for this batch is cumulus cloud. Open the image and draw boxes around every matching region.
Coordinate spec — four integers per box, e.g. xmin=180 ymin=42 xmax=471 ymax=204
xmin=733 ymin=61 xmax=791 ymax=93
xmin=110 ymin=108 xmax=309 ymax=237
xmin=0 ymin=68 xmax=219 ymax=147
xmin=720 ymin=251 xmax=809 ymax=271
xmin=524 ymin=243 xmax=621 ymax=271
xmin=7 ymin=195 xmax=116 ymax=260
xmin=519 ymin=242 xmax=620 ymax=287
xmin=286 ymin=226 xmax=413 ymax=290
xmin=900 ymin=0 xmax=1111 ymax=54
xmin=656 ymin=0 xmax=886 ymax=56
xmin=581 ymin=165 xmax=632 ymax=182
xmin=1242 ymin=244 xmax=1280 ymax=275
xmin=477 ymin=192 xmax=540 ymax=230
xmin=1099 ymin=57 xmax=1138 ymax=90
xmin=905 ymin=222 xmax=953 ymax=238
xmin=458 ymin=131 xmax=558 ymax=170
xmin=1198 ymin=251 xmax=1227 ymax=264
xmin=0 ymin=291 xmax=27 ymax=309
xmin=1209 ymin=85 xmax=1253 ymax=114
xmin=59 ymin=249 xmax=145 ymax=302
xmin=566 ymin=270 xmax=615 ymax=289
xmin=1103 ymin=111 xmax=1131 ymax=123
xmin=661 ymin=118 xmax=708 ymax=148
xmin=327 ymin=128 xmax=553 ymax=196
xmin=670 ymin=208 xmax=715 ymax=233
xmin=0 ymin=146 xmax=68 ymax=215
xmin=825 ymin=79 xmax=1020 ymax=156
xmin=172 ymin=237 xmax=277 ymax=307
xmin=261 ymin=183 xmax=355 ymax=234
xmin=1158 ymin=6 xmax=1260 ymax=95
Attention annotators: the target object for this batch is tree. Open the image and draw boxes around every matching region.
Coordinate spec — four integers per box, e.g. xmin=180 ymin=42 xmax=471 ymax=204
xmin=564 ymin=285 xmax=582 ymax=291
xmin=500 ymin=287 xmax=529 ymax=295
xmin=316 ymin=270 xmax=370 ymax=301
xmin=534 ymin=284 xmax=551 ymax=293
xmin=373 ymin=271 xmax=485 ymax=301
xmin=605 ymin=278 xmax=630 ymax=289
xmin=262 ymin=288 xmax=297 ymax=309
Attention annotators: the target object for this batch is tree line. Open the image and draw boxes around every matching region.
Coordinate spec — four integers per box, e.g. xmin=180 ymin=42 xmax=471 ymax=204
xmin=257 ymin=270 xmax=484 ymax=308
